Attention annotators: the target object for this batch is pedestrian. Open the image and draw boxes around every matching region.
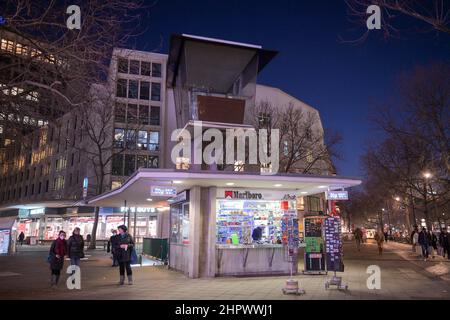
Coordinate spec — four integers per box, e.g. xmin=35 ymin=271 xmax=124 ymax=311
xmin=411 ymin=226 xmax=419 ymax=253
xmin=384 ymin=231 xmax=389 ymax=243
xmin=48 ymin=230 xmax=67 ymax=288
xmin=439 ymin=227 xmax=450 ymax=259
xmin=18 ymin=231 xmax=25 ymax=246
xmin=418 ymin=227 xmax=430 ymax=261
xmin=353 ymin=227 xmax=363 ymax=251
xmin=107 ymin=229 xmax=120 ymax=267
xmin=374 ymin=229 xmax=385 ymax=255
xmin=67 ymin=227 xmax=84 ymax=267
xmin=86 ymin=234 xmax=91 ymax=247
xmin=116 ymin=225 xmax=134 ymax=285
xmin=428 ymin=230 xmax=437 ymax=259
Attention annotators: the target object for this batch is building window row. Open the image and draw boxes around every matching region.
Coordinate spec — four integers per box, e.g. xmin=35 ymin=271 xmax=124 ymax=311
xmin=116 ymin=78 xmax=161 ymax=101
xmin=114 ymin=128 xmax=159 ymax=151
xmin=112 ymin=154 xmax=159 ymax=176
xmin=117 ymin=58 xmax=162 ymax=78
xmin=1 ymin=38 xmax=63 ymax=65
xmin=114 ymin=103 xmax=160 ymax=125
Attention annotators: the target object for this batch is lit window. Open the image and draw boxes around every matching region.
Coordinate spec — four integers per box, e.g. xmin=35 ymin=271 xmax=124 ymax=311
xmin=149 ymin=131 xmax=159 ymax=151
xmin=137 ymin=130 xmax=148 ymax=150
xmin=234 ymin=160 xmax=244 ymax=172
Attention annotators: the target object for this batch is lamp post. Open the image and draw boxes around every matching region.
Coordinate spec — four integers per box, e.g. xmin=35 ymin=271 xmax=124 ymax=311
xmin=423 ymin=172 xmax=432 ymax=229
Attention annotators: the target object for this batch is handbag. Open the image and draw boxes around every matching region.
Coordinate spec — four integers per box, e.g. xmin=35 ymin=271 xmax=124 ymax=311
xmin=130 ymin=248 xmax=138 ymax=264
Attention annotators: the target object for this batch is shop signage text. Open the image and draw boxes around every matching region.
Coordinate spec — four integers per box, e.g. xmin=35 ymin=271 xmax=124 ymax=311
xmin=30 ymin=208 xmax=45 ymax=215
xmin=325 ymin=191 xmax=348 ymax=201
xmin=225 ymin=190 xmax=262 ymax=200
xmin=171 ymin=191 xmax=189 ymax=204
xmin=120 ymin=207 xmax=156 ymax=213
xmin=150 ymin=186 xmax=177 ymax=197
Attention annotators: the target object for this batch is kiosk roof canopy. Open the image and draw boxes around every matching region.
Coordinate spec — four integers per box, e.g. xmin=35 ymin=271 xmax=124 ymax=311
xmin=88 ymin=169 xmax=362 ymax=208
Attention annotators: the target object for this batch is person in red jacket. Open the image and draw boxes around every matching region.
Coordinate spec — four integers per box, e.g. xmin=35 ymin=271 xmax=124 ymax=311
xmin=48 ymin=230 xmax=68 ymax=288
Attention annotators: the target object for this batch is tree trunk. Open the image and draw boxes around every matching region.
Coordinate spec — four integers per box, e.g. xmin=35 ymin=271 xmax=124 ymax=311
xmin=89 ymin=206 xmax=100 ymax=249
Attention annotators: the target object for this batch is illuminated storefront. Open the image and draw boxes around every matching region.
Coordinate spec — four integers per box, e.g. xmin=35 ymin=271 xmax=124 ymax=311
xmin=13 ymin=206 xmax=159 ymax=241
xmin=88 ymin=169 xmax=362 ymax=278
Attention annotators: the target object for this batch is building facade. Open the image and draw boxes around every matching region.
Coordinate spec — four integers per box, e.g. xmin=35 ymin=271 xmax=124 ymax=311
xmin=0 ymin=34 xmax=339 ymax=249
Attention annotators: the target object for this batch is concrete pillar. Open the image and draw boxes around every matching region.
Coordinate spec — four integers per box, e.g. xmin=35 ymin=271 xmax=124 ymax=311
xmin=199 ymin=187 xmax=217 ymax=278
xmin=187 ymin=186 xmax=201 ymax=278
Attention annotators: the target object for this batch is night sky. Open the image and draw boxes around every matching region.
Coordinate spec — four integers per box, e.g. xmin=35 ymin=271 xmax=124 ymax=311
xmin=132 ymin=0 xmax=450 ymax=178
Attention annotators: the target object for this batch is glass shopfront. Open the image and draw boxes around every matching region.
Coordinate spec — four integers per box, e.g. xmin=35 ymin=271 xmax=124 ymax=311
xmin=217 ymin=199 xmax=285 ymax=245
xmin=15 ymin=207 xmax=159 ymax=241
xmin=216 ymin=189 xmax=297 ymax=246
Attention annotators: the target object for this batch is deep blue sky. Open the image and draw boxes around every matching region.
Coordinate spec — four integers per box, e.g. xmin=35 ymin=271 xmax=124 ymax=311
xmin=132 ymin=0 xmax=450 ymax=178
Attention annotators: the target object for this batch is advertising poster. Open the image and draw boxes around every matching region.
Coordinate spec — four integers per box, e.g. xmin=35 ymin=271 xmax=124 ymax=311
xmin=303 ymin=216 xmax=326 ymax=273
xmin=0 ymin=229 xmax=11 ymax=254
xmin=324 ymin=216 xmax=344 ymax=272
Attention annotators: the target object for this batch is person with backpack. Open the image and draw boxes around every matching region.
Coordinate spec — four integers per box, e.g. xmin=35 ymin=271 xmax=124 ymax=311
xmin=116 ymin=225 xmax=135 ymax=285
xmin=67 ymin=227 xmax=85 ymax=267
xmin=48 ymin=230 xmax=68 ymax=288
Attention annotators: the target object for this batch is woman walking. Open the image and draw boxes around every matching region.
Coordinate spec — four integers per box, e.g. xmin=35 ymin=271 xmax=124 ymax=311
xmin=67 ymin=227 xmax=85 ymax=267
xmin=116 ymin=225 xmax=135 ymax=285
xmin=48 ymin=230 xmax=68 ymax=288
xmin=374 ymin=229 xmax=385 ymax=255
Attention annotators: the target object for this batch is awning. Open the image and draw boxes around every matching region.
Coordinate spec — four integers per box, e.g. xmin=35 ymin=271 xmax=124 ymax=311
xmin=88 ymin=169 xmax=362 ymax=208
xmin=0 ymin=216 xmax=16 ymax=230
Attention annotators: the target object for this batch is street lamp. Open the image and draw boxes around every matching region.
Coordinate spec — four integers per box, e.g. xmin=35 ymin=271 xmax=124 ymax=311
xmin=395 ymin=197 xmax=401 ymax=202
xmin=422 ymin=171 xmax=432 ymax=229
xmin=423 ymin=172 xmax=432 ymax=179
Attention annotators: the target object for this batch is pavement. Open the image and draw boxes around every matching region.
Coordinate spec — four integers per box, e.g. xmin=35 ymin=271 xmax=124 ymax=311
xmin=0 ymin=240 xmax=449 ymax=300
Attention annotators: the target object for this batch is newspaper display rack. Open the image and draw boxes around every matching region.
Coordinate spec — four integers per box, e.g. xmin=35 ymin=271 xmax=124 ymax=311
xmin=281 ymin=209 xmax=305 ymax=295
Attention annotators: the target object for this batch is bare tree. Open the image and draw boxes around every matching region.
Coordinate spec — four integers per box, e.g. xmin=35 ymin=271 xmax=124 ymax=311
xmin=253 ymin=100 xmax=341 ymax=174
xmin=344 ymin=0 xmax=450 ymax=42
xmin=360 ymin=62 xmax=450 ymax=229
xmin=0 ymin=0 xmax=147 ymax=136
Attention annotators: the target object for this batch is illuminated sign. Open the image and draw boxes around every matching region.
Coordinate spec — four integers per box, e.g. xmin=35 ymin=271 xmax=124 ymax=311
xmin=30 ymin=208 xmax=45 ymax=215
xmin=225 ymin=190 xmax=262 ymax=200
xmin=150 ymin=186 xmax=177 ymax=197
xmin=325 ymin=191 xmax=348 ymax=201
xmin=120 ymin=207 xmax=156 ymax=213
xmin=83 ymin=177 xmax=88 ymax=199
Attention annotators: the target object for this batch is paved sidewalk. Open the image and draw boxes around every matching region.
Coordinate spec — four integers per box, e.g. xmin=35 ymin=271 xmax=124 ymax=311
xmin=0 ymin=240 xmax=449 ymax=300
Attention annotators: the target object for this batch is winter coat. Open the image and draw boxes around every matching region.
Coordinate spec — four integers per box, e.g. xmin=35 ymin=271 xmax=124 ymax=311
xmin=429 ymin=232 xmax=438 ymax=249
xmin=18 ymin=232 xmax=25 ymax=241
xmin=418 ymin=231 xmax=430 ymax=246
xmin=107 ymin=234 xmax=120 ymax=255
xmin=49 ymin=238 xmax=67 ymax=270
xmin=413 ymin=233 xmax=419 ymax=244
xmin=374 ymin=232 xmax=385 ymax=244
xmin=116 ymin=233 xmax=134 ymax=263
xmin=67 ymin=234 xmax=85 ymax=259
xmin=439 ymin=232 xmax=450 ymax=248
xmin=354 ymin=228 xmax=363 ymax=240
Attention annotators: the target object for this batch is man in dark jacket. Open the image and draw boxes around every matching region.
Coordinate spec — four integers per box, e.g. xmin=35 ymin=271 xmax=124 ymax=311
xmin=107 ymin=229 xmax=120 ymax=267
xmin=67 ymin=227 xmax=85 ymax=267
xmin=439 ymin=228 xmax=450 ymax=259
xmin=116 ymin=225 xmax=134 ymax=285
xmin=418 ymin=227 xmax=430 ymax=261
xmin=18 ymin=232 xmax=25 ymax=246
